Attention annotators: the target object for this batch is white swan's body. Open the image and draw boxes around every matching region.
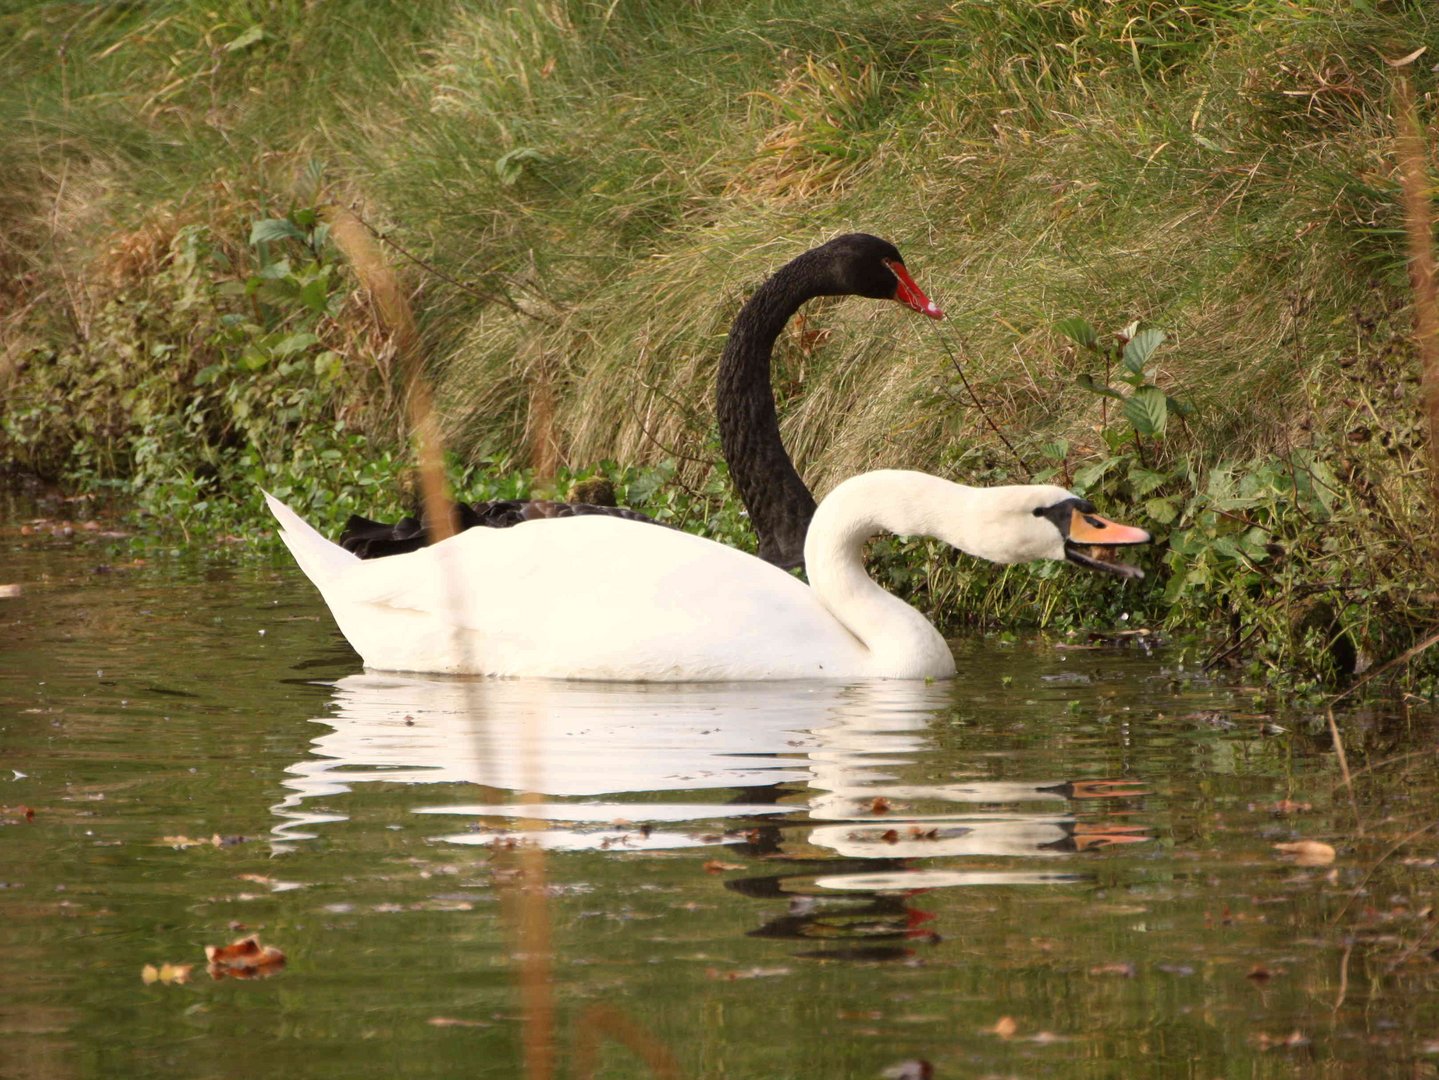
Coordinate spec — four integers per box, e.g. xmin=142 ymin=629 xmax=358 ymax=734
xmin=267 ymin=471 xmax=1143 ymax=682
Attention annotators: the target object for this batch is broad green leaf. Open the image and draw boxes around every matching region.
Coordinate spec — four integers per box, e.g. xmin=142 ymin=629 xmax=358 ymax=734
xmin=1305 ymin=457 xmax=1340 ymax=517
xmin=225 ymin=25 xmax=265 ymax=52
xmin=1211 ymin=535 xmax=1243 ymax=561
xmin=1145 ymin=496 xmax=1178 ymax=524
xmin=313 ymin=351 xmax=343 ymax=381
xmin=299 ymin=277 xmax=330 ymax=313
xmin=1071 ymin=456 xmax=1121 ymax=492
xmin=1038 ymin=439 xmax=1069 ymax=461
xmin=1166 ymin=393 xmax=1195 ymax=418
xmin=1121 ymin=327 xmax=1166 ymax=374
xmin=249 ymin=218 xmax=305 ymax=246
xmin=1055 ymin=316 xmax=1098 ymax=348
xmin=273 ymin=332 xmax=319 ymax=357
xmin=495 ymin=147 xmax=544 ymax=187
xmin=1123 ymin=385 xmax=1168 ymax=436
xmin=1240 ymin=528 xmax=1272 ymax=560
xmin=1076 ymin=372 xmax=1124 ymax=400
xmin=1128 ymin=466 xmax=1169 ymax=497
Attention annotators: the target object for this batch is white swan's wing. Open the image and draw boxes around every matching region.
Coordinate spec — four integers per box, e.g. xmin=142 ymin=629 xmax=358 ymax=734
xmin=302 ymin=514 xmax=865 ymax=679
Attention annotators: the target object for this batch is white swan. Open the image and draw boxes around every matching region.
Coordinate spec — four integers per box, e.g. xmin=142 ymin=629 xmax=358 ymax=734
xmin=265 ymin=470 xmax=1148 ymax=681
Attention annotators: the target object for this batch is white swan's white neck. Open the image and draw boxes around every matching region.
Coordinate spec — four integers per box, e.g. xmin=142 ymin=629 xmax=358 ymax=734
xmin=804 ymin=472 xmax=1070 ymax=679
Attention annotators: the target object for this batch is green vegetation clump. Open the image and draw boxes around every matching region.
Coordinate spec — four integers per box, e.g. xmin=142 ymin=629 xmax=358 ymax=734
xmin=2 ymin=0 xmax=1437 ymax=690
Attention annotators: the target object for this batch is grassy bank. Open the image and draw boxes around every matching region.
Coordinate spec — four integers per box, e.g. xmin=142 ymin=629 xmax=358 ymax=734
xmin=2 ymin=0 xmax=1437 ymax=689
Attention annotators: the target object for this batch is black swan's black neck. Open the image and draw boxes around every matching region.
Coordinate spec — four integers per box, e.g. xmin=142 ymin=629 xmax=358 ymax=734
xmin=716 ymin=251 xmax=841 ymax=570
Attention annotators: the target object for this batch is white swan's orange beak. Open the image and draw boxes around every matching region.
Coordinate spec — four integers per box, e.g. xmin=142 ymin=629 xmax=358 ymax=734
xmin=1064 ymin=509 xmax=1151 ymax=579
xmin=883 ymin=258 xmax=944 ymax=320
xmin=1067 ymin=509 xmax=1151 ymax=547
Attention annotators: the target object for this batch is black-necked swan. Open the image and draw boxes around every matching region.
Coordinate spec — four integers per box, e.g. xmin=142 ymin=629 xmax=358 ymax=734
xmin=339 ymin=233 xmax=943 ymax=568
xmin=266 ymin=470 xmax=1148 ymax=681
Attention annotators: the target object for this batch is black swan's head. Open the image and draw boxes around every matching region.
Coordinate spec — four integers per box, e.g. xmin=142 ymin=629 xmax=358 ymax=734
xmin=812 ymin=233 xmax=944 ymax=319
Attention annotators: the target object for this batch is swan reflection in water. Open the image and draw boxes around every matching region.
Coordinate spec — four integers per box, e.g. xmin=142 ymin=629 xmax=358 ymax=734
xmin=275 ymin=673 xmax=1149 ymax=880
xmin=275 ymin=673 xmax=1151 ymax=959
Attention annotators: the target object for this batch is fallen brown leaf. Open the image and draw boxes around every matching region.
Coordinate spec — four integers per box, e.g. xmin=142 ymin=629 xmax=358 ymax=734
xmin=880 ymin=1060 xmax=933 ymax=1080
xmin=1089 ymin=961 xmax=1136 ymax=978
xmin=704 ymin=966 xmax=791 ymax=981
xmin=204 ymin=934 xmax=285 ymax=980
xmin=1254 ymin=1029 xmax=1310 ymax=1050
xmin=1273 ymin=840 xmax=1336 ymax=866
xmin=1384 ymin=45 xmax=1428 ymax=68
xmin=702 ymin=860 xmax=744 ymax=874
xmin=141 ymin=962 xmax=192 ymax=985
xmin=990 ymin=1016 xmax=1018 ymax=1039
xmin=1268 ymin=800 xmax=1313 ymax=815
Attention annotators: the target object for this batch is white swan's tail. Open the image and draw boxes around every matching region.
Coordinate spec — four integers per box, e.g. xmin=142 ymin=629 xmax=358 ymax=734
xmin=264 ymin=491 xmax=359 ymax=586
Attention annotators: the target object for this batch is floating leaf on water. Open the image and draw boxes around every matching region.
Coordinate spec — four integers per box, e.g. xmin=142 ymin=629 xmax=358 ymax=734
xmin=142 ymin=962 xmax=192 ymax=985
xmin=881 ymin=1060 xmax=934 ymax=1080
xmin=1089 ymin=961 xmax=1136 ymax=978
xmin=704 ymin=966 xmax=791 ymax=981
xmin=1273 ymin=840 xmax=1335 ymax=866
xmin=1265 ymin=800 xmax=1313 ymax=815
xmin=204 ymin=935 xmax=285 ymax=980
xmin=1254 ymin=1030 xmax=1310 ymax=1051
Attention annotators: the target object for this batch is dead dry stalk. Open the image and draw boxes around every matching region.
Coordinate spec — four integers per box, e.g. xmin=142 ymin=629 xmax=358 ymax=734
xmin=528 ymin=348 xmax=560 ymax=481
xmin=327 ymin=205 xmax=456 ymax=538
xmin=575 ymin=1004 xmax=686 ymax=1079
xmin=330 ymin=204 xmax=558 ymax=1075
xmin=1394 ymin=77 xmax=1439 ymax=507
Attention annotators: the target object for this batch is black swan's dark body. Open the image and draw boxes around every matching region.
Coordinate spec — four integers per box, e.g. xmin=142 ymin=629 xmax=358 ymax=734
xmin=340 ymin=499 xmax=659 ymax=559
xmin=340 ymin=233 xmax=937 ymax=568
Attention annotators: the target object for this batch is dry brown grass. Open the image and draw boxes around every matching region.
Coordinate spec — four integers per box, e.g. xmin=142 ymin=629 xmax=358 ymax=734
xmin=725 ymin=50 xmax=886 ymax=203
xmin=1393 ymin=77 xmax=1439 ymax=505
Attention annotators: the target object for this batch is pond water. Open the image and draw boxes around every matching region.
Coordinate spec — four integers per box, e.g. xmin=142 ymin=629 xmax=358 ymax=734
xmin=3 ymin=497 xmax=1438 ymax=1079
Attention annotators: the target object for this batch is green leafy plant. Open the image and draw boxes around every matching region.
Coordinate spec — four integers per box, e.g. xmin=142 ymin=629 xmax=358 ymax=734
xmin=1059 ymin=317 xmax=1194 ymax=461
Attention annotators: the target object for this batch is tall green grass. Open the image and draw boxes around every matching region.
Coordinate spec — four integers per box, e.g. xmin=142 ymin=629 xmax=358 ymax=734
xmin=3 ymin=0 xmax=1438 ymax=687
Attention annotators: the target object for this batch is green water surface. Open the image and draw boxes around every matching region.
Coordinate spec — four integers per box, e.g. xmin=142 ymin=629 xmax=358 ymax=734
xmin=2 ymin=505 xmax=1437 ymax=1079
